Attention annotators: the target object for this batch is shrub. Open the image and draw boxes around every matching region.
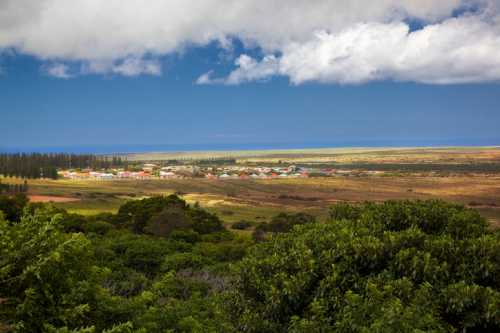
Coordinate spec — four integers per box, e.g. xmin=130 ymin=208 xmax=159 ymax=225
xmin=227 ymin=200 xmax=499 ymax=332
xmin=194 ymin=241 xmax=247 ymax=262
xmin=0 ymin=193 xmax=29 ymax=222
xmin=200 ymin=230 xmax=234 ymax=242
xmin=258 ymin=212 xmax=316 ymax=233
xmin=145 ymin=206 xmax=193 ymax=237
xmin=84 ymin=220 xmax=114 ymax=235
xmin=231 ymin=220 xmax=253 ymax=230
xmin=0 ymin=211 xmax=99 ymax=332
xmin=161 ymin=253 xmax=212 ymax=272
xmin=189 ymin=208 xmax=225 ymax=235
xmin=169 ymin=229 xmax=201 ymax=243
xmin=114 ymin=195 xmax=225 ymax=236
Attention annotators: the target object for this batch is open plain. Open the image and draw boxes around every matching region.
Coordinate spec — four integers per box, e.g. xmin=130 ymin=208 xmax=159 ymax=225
xmin=3 ymin=146 xmax=498 ymax=228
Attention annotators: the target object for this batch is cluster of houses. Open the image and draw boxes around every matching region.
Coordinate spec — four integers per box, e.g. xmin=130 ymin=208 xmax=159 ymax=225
xmin=202 ymin=165 xmax=308 ymax=180
xmin=59 ymin=163 xmax=383 ymax=180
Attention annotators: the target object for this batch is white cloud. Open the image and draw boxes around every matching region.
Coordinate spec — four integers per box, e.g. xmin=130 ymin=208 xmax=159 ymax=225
xmin=215 ymin=15 xmax=500 ymax=85
xmin=197 ymin=55 xmax=280 ymax=85
xmin=196 ymin=70 xmax=217 ymax=85
xmin=225 ymin=55 xmax=280 ymax=84
xmin=81 ymin=58 xmax=162 ymax=77
xmin=42 ymin=63 xmax=73 ymax=79
xmin=1 ymin=0 xmax=499 ymax=83
xmin=112 ymin=58 xmax=161 ymax=76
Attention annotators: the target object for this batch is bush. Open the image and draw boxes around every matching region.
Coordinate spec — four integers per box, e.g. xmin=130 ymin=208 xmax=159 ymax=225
xmin=161 ymin=253 xmax=212 ymax=272
xmin=145 ymin=206 xmax=193 ymax=237
xmin=109 ymin=235 xmax=175 ymax=276
xmin=189 ymin=208 xmax=225 ymax=235
xmin=258 ymin=212 xmax=316 ymax=233
xmin=169 ymin=229 xmax=201 ymax=243
xmin=231 ymin=220 xmax=253 ymax=230
xmin=0 ymin=193 xmax=29 ymax=222
xmin=84 ymin=220 xmax=114 ymax=235
xmin=114 ymin=195 xmax=188 ymax=233
xmin=227 ymin=200 xmax=500 ymax=332
xmin=114 ymin=195 xmax=225 ymax=236
xmin=194 ymin=241 xmax=247 ymax=262
xmin=0 ymin=210 xmax=100 ymax=332
xmin=60 ymin=213 xmax=87 ymax=233
xmin=251 ymin=228 xmax=267 ymax=242
xmin=200 ymin=230 xmax=234 ymax=242
xmin=103 ymin=268 xmax=149 ymax=297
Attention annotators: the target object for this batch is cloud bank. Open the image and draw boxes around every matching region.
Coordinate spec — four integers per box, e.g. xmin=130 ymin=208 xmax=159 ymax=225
xmin=1 ymin=0 xmax=499 ymax=83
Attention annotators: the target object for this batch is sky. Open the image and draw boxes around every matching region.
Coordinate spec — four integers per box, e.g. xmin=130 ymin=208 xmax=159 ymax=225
xmin=1 ymin=0 xmax=500 ymax=152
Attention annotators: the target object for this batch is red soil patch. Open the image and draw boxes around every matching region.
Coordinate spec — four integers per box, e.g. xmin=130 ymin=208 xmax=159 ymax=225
xmin=29 ymin=195 xmax=81 ymax=203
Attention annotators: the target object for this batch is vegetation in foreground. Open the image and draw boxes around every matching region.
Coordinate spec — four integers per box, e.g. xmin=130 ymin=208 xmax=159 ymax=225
xmin=1 ymin=194 xmax=500 ymax=332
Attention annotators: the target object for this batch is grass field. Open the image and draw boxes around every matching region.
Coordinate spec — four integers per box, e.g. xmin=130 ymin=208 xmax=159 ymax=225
xmin=123 ymin=146 xmax=500 ymax=165
xmin=3 ymin=147 xmax=500 ymax=227
xmin=3 ymin=174 xmax=498 ymax=227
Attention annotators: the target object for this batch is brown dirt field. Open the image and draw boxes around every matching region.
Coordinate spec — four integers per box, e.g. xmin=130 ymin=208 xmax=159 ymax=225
xmin=28 ymin=195 xmax=81 ymax=203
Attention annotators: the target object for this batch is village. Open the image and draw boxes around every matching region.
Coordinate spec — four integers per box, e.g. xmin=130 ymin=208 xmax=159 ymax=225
xmin=58 ymin=163 xmax=384 ymax=180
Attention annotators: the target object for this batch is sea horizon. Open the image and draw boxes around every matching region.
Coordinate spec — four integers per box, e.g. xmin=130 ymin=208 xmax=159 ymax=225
xmin=1 ymin=138 xmax=499 ymax=155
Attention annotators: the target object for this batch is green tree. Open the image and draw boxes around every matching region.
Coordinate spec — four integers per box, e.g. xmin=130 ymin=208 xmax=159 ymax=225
xmin=0 ymin=209 xmax=99 ymax=332
xmin=0 ymin=193 xmax=29 ymax=222
xmin=227 ymin=200 xmax=500 ymax=332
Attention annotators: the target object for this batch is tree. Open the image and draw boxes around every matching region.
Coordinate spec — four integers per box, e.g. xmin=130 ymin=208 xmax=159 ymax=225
xmin=114 ymin=195 xmax=187 ymax=233
xmin=115 ymin=195 xmax=224 ymax=236
xmin=0 ymin=193 xmax=29 ymax=222
xmin=145 ymin=206 xmax=193 ymax=237
xmin=227 ymin=200 xmax=500 ymax=332
xmin=0 ymin=209 xmax=99 ymax=332
xmin=188 ymin=207 xmax=224 ymax=235
xmin=258 ymin=212 xmax=316 ymax=234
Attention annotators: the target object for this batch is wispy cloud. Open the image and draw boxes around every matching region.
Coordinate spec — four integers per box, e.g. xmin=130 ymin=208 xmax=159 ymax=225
xmin=81 ymin=57 xmax=162 ymax=77
xmin=196 ymin=70 xmax=217 ymax=85
xmin=112 ymin=58 xmax=162 ymax=77
xmin=41 ymin=57 xmax=162 ymax=79
xmin=42 ymin=63 xmax=73 ymax=79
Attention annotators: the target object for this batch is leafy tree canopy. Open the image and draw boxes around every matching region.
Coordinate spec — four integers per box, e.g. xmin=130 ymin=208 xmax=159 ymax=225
xmin=228 ymin=200 xmax=500 ymax=333
xmin=114 ymin=195 xmax=224 ymax=236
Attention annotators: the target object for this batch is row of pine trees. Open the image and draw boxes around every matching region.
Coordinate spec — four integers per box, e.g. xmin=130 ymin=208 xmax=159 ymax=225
xmin=0 ymin=179 xmax=28 ymax=194
xmin=0 ymin=153 xmax=126 ymax=179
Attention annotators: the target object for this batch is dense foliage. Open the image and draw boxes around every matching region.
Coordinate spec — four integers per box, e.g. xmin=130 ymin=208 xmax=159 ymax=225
xmin=1 ymin=198 xmax=500 ymax=332
xmin=228 ymin=200 xmax=500 ymax=332
xmin=0 ymin=195 xmax=244 ymax=332
xmin=0 ymin=193 xmax=29 ymax=222
xmin=0 ymin=153 xmax=125 ymax=179
xmin=114 ymin=195 xmax=225 ymax=236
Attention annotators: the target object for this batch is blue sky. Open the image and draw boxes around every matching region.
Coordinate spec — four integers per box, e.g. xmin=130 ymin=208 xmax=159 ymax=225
xmin=1 ymin=1 xmax=499 ymax=152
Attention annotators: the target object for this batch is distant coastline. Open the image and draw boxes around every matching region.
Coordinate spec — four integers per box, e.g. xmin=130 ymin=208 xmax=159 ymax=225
xmin=1 ymin=139 xmax=499 ymax=154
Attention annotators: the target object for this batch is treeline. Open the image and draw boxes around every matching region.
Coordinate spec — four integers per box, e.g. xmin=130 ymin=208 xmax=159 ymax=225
xmin=0 ymin=180 xmax=28 ymax=195
xmin=1 ymin=197 xmax=500 ymax=332
xmin=0 ymin=153 xmax=126 ymax=179
xmin=305 ymin=162 xmax=500 ymax=173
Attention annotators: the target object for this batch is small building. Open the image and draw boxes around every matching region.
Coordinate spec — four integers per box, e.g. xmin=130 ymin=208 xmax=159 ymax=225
xmin=159 ymin=171 xmax=176 ymax=179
